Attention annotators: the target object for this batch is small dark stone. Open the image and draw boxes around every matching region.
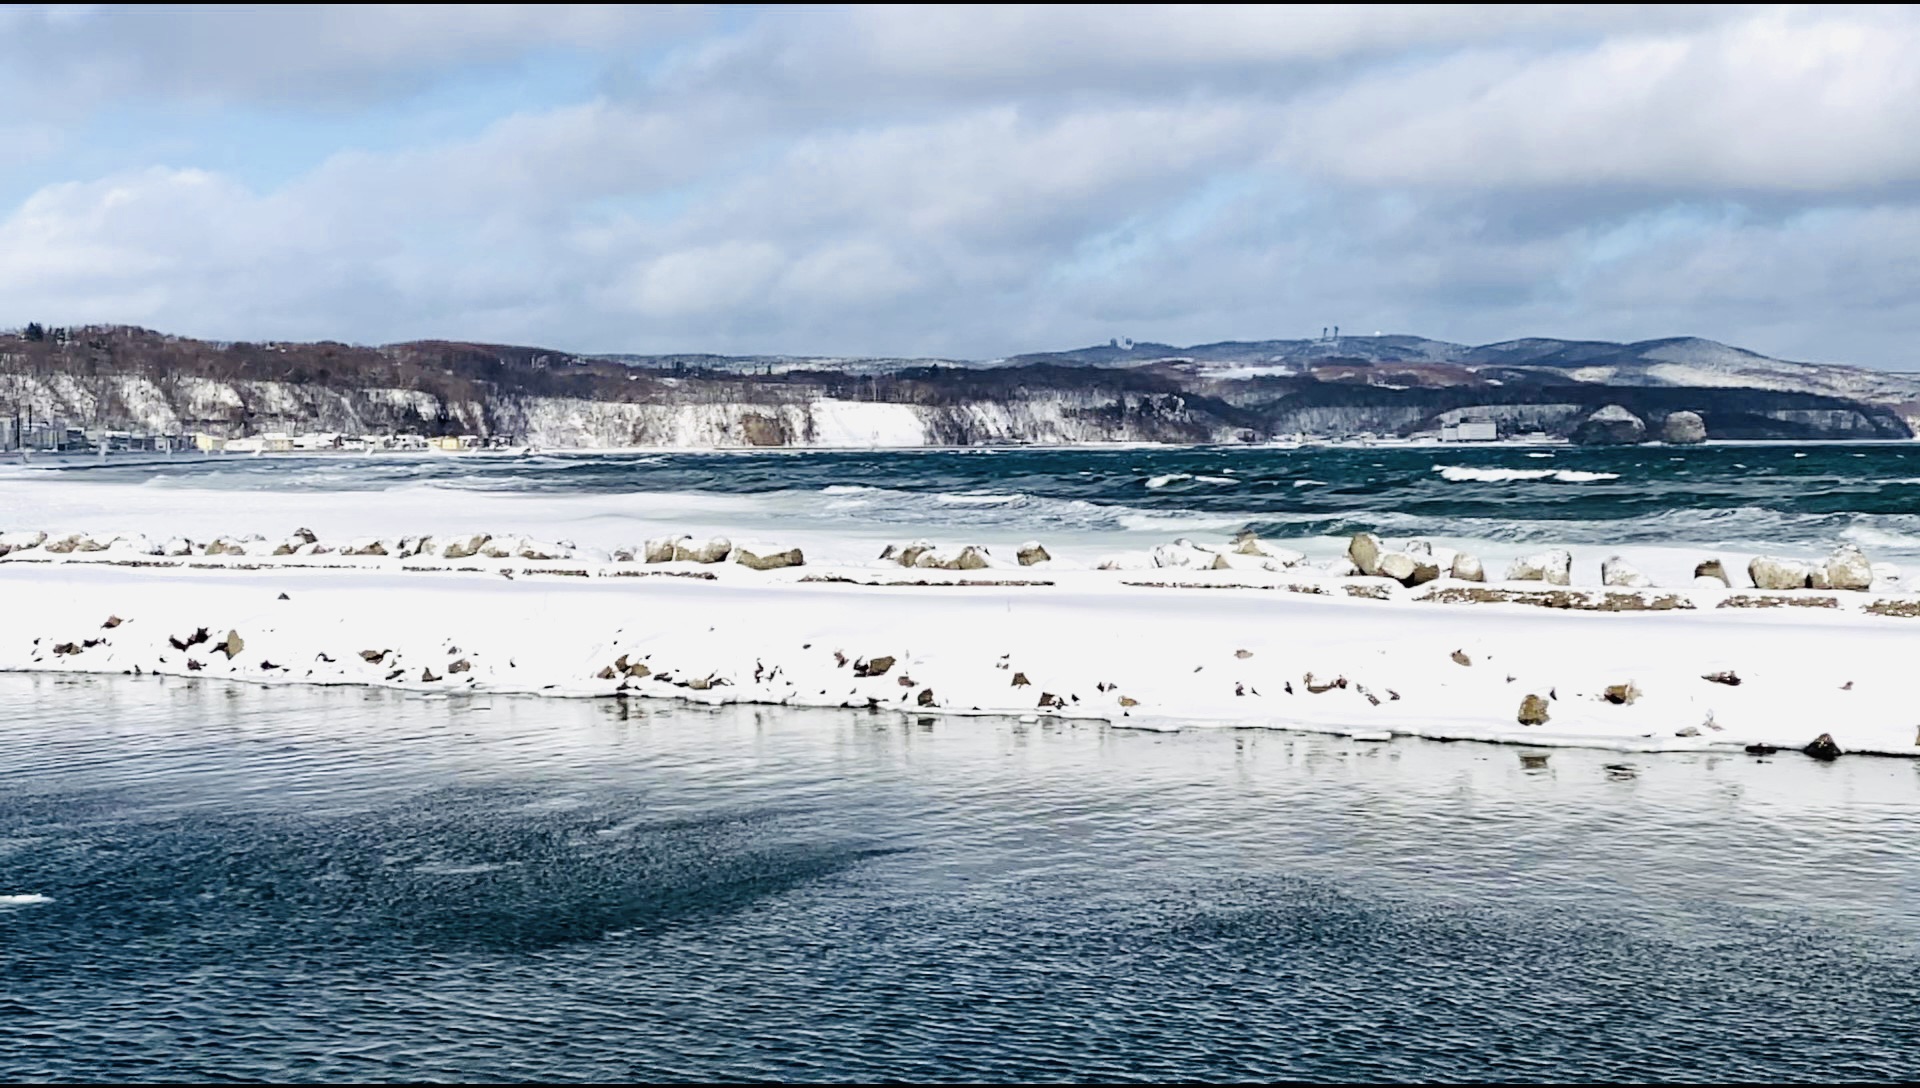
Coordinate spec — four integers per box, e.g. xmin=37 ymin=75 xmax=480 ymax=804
xmin=277 ymin=592 xmax=290 ymax=601
xmin=1702 ymin=670 xmax=1741 ymax=686
xmin=1745 ymin=744 xmax=1780 ymax=755
xmin=1802 ymin=733 xmax=1842 ymax=761
xmin=917 ymin=688 xmax=935 ymax=707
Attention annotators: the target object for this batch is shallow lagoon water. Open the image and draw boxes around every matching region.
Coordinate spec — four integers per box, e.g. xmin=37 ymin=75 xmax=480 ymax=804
xmin=2 ymin=674 xmax=1918 ymax=1081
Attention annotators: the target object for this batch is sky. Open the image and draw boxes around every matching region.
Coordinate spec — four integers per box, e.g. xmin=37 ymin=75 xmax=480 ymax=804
xmin=2 ymin=4 xmax=1918 ymax=367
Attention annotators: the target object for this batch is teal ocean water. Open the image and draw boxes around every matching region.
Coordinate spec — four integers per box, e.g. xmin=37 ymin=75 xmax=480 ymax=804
xmin=35 ymin=441 xmax=1920 ymax=559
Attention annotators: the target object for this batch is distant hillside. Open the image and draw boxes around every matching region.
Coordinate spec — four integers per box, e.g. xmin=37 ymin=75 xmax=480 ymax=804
xmin=0 ymin=324 xmax=1911 ymax=448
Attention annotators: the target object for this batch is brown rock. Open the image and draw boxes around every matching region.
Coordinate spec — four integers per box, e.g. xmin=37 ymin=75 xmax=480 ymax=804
xmin=1803 ymin=733 xmax=1842 ymax=761
xmin=1603 ymin=682 xmax=1639 ymax=705
xmin=917 ymin=688 xmax=936 ymax=707
xmin=1518 ymin=694 xmax=1551 ymax=725
xmin=1451 ymin=649 xmax=1471 ymax=667
xmin=1011 ymin=671 xmax=1030 ymax=687
xmin=1702 ymin=670 xmax=1740 ymax=686
xmin=219 ymin=630 xmax=244 ymax=659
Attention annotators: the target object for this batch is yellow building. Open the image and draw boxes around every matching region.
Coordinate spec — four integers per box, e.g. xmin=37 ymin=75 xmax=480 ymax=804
xmin=193 ymin=433 xmax=226 ymax=452
xmin=432 ymin=435 xmax=464 ymax=451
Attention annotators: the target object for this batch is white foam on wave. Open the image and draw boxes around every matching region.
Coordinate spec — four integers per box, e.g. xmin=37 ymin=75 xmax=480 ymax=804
xmin=1193 ymin=475 xmax=1240 ymax=486
xmin=933 ymin=493 xmax=1024 ymax=505
xmin=1435 ymin=465 xmax=1621 ymax=483
xmin=1145 ymin=473 xmax=1191 ymax=489
xmin=0 ymin=893 xmax=51 ymax=906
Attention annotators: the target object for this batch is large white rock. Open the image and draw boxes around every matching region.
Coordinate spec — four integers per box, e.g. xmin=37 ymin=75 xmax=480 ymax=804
xmin=1748 ymin=555 xmax=1814 ymax=590
xmin=1601 ymin=556 xmax=1652 ymax=588
xmin=1347 ymin=532 xmax=1385 ymax=577
xmin=643 ymin=536 xmax=679 ymax=563
xmin=1825 ymin=544 xmax=1873 ymax=591
xmin=1016 ymin=541 xmax=1052 ymax=566
xmin=1375 ymin=550 xmax=1440 ymax=587
xmin=1507 ymin=549 xmax=1572 ymax=586
xmin=1450 ymin=552 xmax=1485 ymax=582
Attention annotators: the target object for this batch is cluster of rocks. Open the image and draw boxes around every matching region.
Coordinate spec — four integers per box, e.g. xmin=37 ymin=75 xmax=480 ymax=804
xmin=1347 ymin=533 xmax=1485 ymax=587
xmin=0 ymin=528 xmax=808 ymax=570
xmin=1744 ymin=545 xmax=1873 ymax=591
xmin=879 ymin=540 xmax=1051 ymax=570
xmin=1571 ymin=405 xmax=1708 ymax=446
xmin=1155 ymin=532 xmax=1307 ymax=573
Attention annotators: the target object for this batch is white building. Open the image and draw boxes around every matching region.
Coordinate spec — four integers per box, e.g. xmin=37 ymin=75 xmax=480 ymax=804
xmin=1440 ymin=420 xmax=1498 ymax=442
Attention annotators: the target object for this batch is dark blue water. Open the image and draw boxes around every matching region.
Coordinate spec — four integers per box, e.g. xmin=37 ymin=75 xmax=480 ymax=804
xmin=33 ymin=442 xmax=1920 ymax=557
xmin=4 ymin=674 xmax=1918 ymax=1081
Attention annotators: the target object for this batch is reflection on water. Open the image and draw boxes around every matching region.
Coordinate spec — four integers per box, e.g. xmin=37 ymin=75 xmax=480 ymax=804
xmin=2 ymin=674 xmax=1918 ymax=1081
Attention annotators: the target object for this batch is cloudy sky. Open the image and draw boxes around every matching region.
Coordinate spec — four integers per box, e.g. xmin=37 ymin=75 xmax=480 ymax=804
xmin=2 ymin=4 xmax=1917 ymax=366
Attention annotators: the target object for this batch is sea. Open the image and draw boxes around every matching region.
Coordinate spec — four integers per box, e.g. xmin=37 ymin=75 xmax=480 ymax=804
xmin=5 ymin=441 xmax=1920 ymax=1080
xmin=7 ymin=441 xmax=1920 ymax=566
xmin=3 ymin=674 xmax=1918 ymax=1082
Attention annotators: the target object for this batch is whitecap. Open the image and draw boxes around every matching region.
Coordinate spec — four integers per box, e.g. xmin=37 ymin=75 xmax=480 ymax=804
xmin=1192 ymin=475 xmax=1240 ymax=486
xmin=1434 ymin=466 xmax=1620 ymax=483
xmin=0 ymin=893 xmax=51 ymax=906
xmin=933 ymin=493 xmax=1024 ymax=505
xmin=1145 ymin=473 xmax=1192 ymax=489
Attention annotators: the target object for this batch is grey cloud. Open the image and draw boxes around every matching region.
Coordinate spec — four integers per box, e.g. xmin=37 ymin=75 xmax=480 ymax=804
xmin=3 ymin=5 xmax=1919 ymax=369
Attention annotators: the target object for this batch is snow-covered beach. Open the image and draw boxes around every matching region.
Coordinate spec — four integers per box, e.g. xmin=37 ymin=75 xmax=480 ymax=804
xmin=3 ymin=527 xmax=1915 ymax=758
xmin=4 ymin=445 xmax=1918 ymax=759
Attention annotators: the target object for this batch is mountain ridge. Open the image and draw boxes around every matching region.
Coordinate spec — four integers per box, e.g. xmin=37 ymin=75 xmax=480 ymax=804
xmin=1 ymin=324 xmax=1914 ymax=447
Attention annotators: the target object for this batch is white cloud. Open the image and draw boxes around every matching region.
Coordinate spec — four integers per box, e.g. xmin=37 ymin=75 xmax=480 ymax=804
xmin=4 ymin=5 xmax=1920 ymax=366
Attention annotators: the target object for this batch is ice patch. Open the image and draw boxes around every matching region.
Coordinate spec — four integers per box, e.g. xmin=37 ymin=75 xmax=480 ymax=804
xmin=1435 ymin=466 xmax=1621 ymax=483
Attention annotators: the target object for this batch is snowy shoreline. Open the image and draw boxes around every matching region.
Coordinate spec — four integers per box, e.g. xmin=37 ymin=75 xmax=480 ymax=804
xmin=4 ymin=538 xmax=1916 ymax=760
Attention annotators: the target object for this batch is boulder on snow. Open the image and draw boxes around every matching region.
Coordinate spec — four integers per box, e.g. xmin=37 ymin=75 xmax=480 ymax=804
xmin=273 ymin=528 xmax=321 ymax=555
xmin=340 ymin=538 xmax=390 ymax=557
xmin=1601 ymin=556 xmax=1652 ymax=588
xmin=947 ymin=545 xmax=991 ymax=571
xmin=1507 ymin=549 xmax=1572 ymax=586
xmin=1016 ymin=541 xmax=1051 ymax=566
xmin=1375 ymin=550 xmax=1440 ymax=587
xmin=203 ymin=537 xmax=253 ymax=557
xmin=1693 ymin=559 xmax=1730 ymax=586
xmin=516 ymin=539 xmax=573 ymax=561
xmin=43 ymin=532 xmax=91 ymax=554
xmin=0 ymin=530 xmax=48 ymax=555
xmin=437 ymin=533 xmax=491 ymax=559
xmin=1153 ymin=539 xmax=1218 ymax=569
xmin=735 ymin=546 xmax=804 ymax=570
xmin=1825 ymin=544 xmax=1872 ymax=591
xmin=160 ymin=537 xmax=195 ymax=557
xmin=1748 ymin=555 xmax=1814 ymax=590
xmin=1322 ymin=556 xmax=1360 ymax=578
xmin=1450 ymin=552 xmax=1485 ymax=582
xmin=643 ymin=536 xmax=678 ymax=563
xmin=1518 ymin=694 xmax=1551 ymax=725
xmin=1660 ymin=410 xmax=1707 ymax=444
xmin=1347 ymin=532 xmax=1385 ymax=577
xmin=673 ymin=536 xmax=732 ymax=563
xmin=1572 ymin=404 xmax=1648 ymax=446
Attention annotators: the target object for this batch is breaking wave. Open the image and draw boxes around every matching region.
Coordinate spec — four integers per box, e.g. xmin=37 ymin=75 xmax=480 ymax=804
xmin=1435 ymin=466 xmax=1622 ymax=484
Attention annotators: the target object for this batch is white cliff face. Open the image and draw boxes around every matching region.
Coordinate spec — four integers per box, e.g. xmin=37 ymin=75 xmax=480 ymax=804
xmin=0 ymin=372 xmax=1245 ymax=448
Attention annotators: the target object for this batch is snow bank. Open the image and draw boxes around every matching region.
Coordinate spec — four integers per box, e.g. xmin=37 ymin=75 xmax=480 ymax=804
xmin=4 ymin=556 xmax=1917 ymax=759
